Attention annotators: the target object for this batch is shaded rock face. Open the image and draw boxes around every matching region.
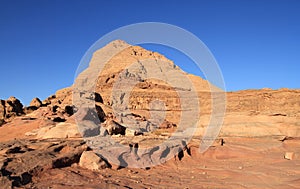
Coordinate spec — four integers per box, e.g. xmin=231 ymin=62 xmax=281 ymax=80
xmin=0 ymin=97 xmax=24 ymax=125
xmin=0 ymin=100 xmax=5 ymax=125
xmin=5 ymin=97 xmax=23 ymax=116
xmin=104 ymin=119 xmax=126 ymax=136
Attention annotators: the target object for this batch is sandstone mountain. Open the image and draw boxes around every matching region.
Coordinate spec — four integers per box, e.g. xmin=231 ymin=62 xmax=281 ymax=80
xmin=74 ymin=40 xmax=300 ymax=137
xmin=1 ymin=40 xmax=299 ymax=138
xmin=0 ymin=40 xmax=300 ymax=188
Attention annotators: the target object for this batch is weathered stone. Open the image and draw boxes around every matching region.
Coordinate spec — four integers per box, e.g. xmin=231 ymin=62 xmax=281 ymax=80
xmin=125 ymin=128 xmax=136 ymax=137
xmin=159 ymin=120 xmax=176 ymax=129
xmin=23 ymin=106 xmax=38 ymax=114
xmin=284 ymin=152 xmax=295 ymax=160
xmin=125 ymin=128 xmax=143 ymax=137
xmin=0 ymin=139 xmax=87 ymax=188
xmin=30 ymin=97 xmax=42 ymax=108
xmin=6 ymin=96 xmax=23 ymax=115
xmin=79 ymin=151 xmax=110 ymax=170
xmin=104 ymin=119 xmax=126 ymax=135
xmin=36 ymin=123 xmax=80 ymax=139
xmin=0 ymin=97 xmax=24 ymax=123
xmin=0 ymin=100 xmax=5 ymax=120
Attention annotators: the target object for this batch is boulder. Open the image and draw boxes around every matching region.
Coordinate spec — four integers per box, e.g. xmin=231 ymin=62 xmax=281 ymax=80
xmin=5 ymin=96 xmax=23 ymax=118
xmin=79 ymin=151 xmax=110 ymax=170
xmin=284 ymin=152 xmax=295 ymax=160
xmin=125 ymin=128 xmax=136 ymax=137
xmin=29 ymin=97 xmax=42 ymax=108
xmin=0 ymin=97 xmax=24 ymax=123
xmin=105 ymin=119 xmax=126 ymax=135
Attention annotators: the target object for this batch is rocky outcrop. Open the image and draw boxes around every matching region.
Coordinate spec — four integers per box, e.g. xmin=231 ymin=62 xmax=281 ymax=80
xmin=226 ymin=89 xmax=300 ymax=116
xmin=30 ymin=122 xmax=81 ymax=139
xmin=0 ymin=139 xmax=87 ymax=188
xmin=0 ymin=100 xmax=5 ymax=125
xmin=5 ymin=97 xmax=23 ymax=116
xmin=29 ymin=97 xmax=42 ymax=108
xmin=0 ymin=97 xmax=24 ymax=125
xmin=0 ymin=91 xmax=77 ymax=126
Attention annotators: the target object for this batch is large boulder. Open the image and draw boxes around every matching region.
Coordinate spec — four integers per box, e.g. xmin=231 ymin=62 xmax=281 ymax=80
xmin=79 ymin=151 xmax=110 ymax=170
xmin=0 ymin=97 xmax=24 ymax=124
xmin=5 ymin=96 xmax=23 ymax=117
xmin=29 ymin=97 xmax=42 ymax=108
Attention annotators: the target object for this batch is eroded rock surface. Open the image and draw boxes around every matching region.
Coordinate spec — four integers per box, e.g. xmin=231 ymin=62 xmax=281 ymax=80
xmin=0 ymin=139 xmax=87 ymax=188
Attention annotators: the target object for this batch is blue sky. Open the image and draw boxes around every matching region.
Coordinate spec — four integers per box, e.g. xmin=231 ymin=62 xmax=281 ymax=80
xmin=0 ymin=0 xmax=299 ymax=105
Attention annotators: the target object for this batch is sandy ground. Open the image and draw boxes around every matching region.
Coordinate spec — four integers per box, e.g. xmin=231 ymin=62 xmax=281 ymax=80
xmin=0 ymin=118 xmax=41 ymax=142
xmin=1 ymin=116 xmax=300 ymax=188
xmin=18 ymin=137 xmax=300 ymax=189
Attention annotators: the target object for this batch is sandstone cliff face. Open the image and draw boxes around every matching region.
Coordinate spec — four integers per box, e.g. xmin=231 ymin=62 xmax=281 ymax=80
xmin=226 ymin=89 xmax=300 ymax=115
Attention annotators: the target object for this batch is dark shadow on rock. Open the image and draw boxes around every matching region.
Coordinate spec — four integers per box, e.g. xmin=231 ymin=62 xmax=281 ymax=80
xmin=96 ymin=153 xmax=112 ymax=169
xmin=94 ymin=92 xmax=103 ymax=103
xmin=64 ymin=105 xmax=74 ymax=116
xmin=95 ymin=105 xmax=105 ymax=122
xmin=23 ymin=106 xmax=38 ymax=114
xmin=178 ymin=147 xmax=184 ymax=161
xmin=52 ymin=117 xmax=66 ymax=122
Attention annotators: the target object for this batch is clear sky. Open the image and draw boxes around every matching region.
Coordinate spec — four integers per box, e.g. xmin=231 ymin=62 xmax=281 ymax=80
xmin=0 ymin=0 xmax=299 ymax=105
